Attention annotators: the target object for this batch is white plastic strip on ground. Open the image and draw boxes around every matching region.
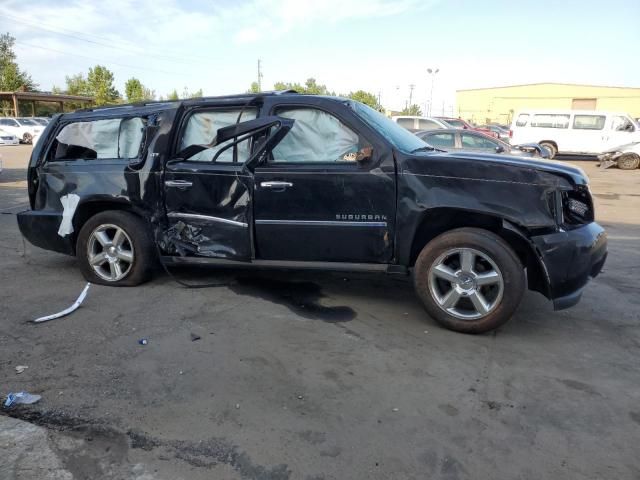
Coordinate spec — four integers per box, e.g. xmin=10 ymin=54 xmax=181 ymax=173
xmin=33 ymin=283 xmax=91 ymax=323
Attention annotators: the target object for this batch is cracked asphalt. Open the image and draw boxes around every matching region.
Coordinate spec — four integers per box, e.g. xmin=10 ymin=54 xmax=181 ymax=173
xmin=1 ymin=145 xmax=639 ymax=479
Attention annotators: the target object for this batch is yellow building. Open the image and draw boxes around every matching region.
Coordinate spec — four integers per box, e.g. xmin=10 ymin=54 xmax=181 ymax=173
xmin=456 ymin=83 xmax=640 ymax=126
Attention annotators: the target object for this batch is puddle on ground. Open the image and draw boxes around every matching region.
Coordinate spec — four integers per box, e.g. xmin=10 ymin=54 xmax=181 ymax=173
xmin=230 ymin=276 xmax=356 ymax=323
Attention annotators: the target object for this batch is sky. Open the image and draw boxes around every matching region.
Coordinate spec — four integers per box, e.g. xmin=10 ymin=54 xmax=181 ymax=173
xmin=2 ymin=0 xmax=639 ymax=112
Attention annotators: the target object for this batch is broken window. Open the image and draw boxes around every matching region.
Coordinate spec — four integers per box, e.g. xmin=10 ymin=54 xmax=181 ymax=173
xmin=53 ymin=117 xmax=145 ymax=160
xmin=271 ymin=107 xmax=360 ymax=163
xmin=180 ymin=109 xmax=257 ymax=162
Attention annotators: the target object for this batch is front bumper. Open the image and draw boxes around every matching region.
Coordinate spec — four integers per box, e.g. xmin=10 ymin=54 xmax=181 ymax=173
xmin=531 ymin=222 xmax=607 ymax=310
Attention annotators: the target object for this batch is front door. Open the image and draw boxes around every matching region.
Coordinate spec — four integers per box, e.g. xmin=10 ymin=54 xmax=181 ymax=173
xmin=252 ymin=104 xmax=396 ymax=264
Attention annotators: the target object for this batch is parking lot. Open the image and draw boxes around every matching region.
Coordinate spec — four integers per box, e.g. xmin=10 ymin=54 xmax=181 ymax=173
xmin=1 ymin=144 xmax=639 ymax=479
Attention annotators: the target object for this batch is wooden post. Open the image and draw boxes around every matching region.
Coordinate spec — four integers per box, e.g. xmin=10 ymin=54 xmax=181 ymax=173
xmin=31 ymin=100 xmax=36 ymax=116
xmin=12 ymin=94 xmax=18 ymax=117
xmin=59 ymin=101 xmax=64 ymax=113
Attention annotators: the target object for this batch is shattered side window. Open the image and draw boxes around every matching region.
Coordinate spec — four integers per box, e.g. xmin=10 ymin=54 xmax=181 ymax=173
xmin=272 ymin=107 xmax=360 ymax=163
xmin=181 ymin=109 xmax=257 ymax=162
xmin=54 ymin=117 xmax=145 ymax=160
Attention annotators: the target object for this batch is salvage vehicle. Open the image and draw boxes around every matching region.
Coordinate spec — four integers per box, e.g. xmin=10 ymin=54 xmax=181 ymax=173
xmin=434 ymin=117 xmax=500 ymax=139
xmin=0 ymin=117 xmax=45 ymax=144
xmin=415 ymin=129 xmax=550 ymax=158
xmin=0 ymin=129 xmax=20 ymax=146
xmin=510 ymin=110 xmax=639 ymax=159
xmin=17 ymin=92 xmax=607 ymax=334
xmin=391 ymin=115 xmax=449 ymax=132
xmin=597 ymin=141 xmax=640 ymax=169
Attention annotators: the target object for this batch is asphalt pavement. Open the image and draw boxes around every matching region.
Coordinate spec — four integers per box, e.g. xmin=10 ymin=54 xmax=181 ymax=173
xmin=1 ymin=145 xmax=639 ymax=480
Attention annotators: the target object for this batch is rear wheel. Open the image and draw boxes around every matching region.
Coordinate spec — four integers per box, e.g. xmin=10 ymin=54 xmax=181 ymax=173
xmin=76 ymin=210 xmax=155 ymax=286
xmin=617 ymin=153 xmax=640 ymax=170
xmin=413 ymin=228 xmax=525 ymax=334
xmin=22 ymin=132 xmax=33 ymax=144
xmin=539 ymin=142 xmax=557 ymax=159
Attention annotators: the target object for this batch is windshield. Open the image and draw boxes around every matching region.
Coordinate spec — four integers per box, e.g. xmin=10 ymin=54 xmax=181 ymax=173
xmin=351 ymin=102 xmax=428 ymax=153
xmin=17 ymin=118 xmax=38 ymax=126
xmin=442 ymin=119 xmax=466 ymax=128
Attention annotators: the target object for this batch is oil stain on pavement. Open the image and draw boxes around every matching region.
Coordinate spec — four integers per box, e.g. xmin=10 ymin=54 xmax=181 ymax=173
xmin=231 ymin=276 xmax=356 ymax=323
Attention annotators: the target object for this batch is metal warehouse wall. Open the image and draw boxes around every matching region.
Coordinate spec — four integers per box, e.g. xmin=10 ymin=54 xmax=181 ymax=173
xmin=456 ymin=83 xmax=640 ymax=125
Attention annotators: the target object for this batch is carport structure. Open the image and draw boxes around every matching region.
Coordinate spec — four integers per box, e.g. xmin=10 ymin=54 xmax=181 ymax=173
xmin=0 ymin=91 xmax=94 ymax=117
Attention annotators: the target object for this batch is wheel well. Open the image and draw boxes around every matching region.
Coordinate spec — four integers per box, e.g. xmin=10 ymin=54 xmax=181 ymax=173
xmin=408 ymin=208 xmax=549 ymax=296
xmin=71 ymin=201 xmax=137 ymax=253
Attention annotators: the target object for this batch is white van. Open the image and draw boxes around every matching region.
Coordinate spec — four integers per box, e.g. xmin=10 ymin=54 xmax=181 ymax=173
xmin=510 ymin=110 xmax=640 ymax=158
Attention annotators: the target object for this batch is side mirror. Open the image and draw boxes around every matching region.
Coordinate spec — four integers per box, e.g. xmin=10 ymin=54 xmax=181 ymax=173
xmin=495 ymin=145 xmax=505 ymax=154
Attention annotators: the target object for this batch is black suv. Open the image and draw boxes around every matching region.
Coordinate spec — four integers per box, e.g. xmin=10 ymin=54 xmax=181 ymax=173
xmin=18 ymin=92 xmax=607 ymax=333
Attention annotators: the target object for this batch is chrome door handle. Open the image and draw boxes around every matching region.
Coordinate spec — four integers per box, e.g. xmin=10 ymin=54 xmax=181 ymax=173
xmin=260 ymin=181 xmax=293 ymax=189
xmin=165 ymin=180 xmax=193 ymax=188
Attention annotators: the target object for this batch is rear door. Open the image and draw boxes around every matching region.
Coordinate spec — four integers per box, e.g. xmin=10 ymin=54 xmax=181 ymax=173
xmin=162 ymin=106 xmax=290 ymax=260
xmin=459 ymin=131 xmax=499 ymax=153
xmin=252 ymin=100 xmax=396 ymax=263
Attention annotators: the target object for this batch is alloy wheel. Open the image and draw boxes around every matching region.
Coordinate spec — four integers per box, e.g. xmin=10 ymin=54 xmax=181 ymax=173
xmin=428 ymin=247 xmax=504 ymax=320
xmin=87 ymin=224 xmax=134 ymax=282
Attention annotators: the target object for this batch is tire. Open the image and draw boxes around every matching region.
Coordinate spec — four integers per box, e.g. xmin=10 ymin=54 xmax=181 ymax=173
xmin=539 ymin=142 xmax=557 ymax=159
xmin=617 ymin=153 xmax=640 ymax=170
xmin=76 ymin=210 xmax=155 ymax=286
xmin=413 ymin=228 xmax=525 ymax=334
xmin=22 ymin=132 xmax=33 ymax=144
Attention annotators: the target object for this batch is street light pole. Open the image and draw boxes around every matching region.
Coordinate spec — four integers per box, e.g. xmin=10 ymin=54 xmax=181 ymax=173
xmin=427 ymin=68 xmax=439 ymax=116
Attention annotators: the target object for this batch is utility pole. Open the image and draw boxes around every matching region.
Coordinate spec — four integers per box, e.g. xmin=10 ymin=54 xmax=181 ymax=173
xmin=257 ymin=59 xmax=263 ymax=92
xmin=427 ymin=67 xmax=439 ymax=116
xmin=408 ymin=84 xmax=415 ymax=109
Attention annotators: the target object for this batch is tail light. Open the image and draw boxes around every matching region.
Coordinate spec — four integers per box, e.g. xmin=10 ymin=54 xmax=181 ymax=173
xmin=509 ymin=130 xmax=513 ymax=138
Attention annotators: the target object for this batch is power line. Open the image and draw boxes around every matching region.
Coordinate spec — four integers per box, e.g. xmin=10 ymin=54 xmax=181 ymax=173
xmin=14 ymin=41 xmax=186 ymax=77
xmin=1 ymin=13 xmax=213 ymax=64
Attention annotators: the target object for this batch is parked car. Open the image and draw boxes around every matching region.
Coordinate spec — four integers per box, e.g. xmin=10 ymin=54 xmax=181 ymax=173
xmin=391 ymin=115 xmax=448 ymax=132
xmin=0 ymin=117 xmax=45 ymax=144
xmin=18 ymin=92 xmax=607 ymax=334
xmin=482 ymin=124 xmax=511 ymax=141
xmin=0 ymin=129 xmax=20 ymax=146
xmin=510 ymin=110 xmax=639 ymax=159
xmin=415 ymin=129 xmax=550 ymax=158
xmin=434 ymin=117 xmax=500 ymax=139
xmin=597 ymin=141 xmax=640 ymax=169
xmin=33 ymin=117 xmax=50 ymax=126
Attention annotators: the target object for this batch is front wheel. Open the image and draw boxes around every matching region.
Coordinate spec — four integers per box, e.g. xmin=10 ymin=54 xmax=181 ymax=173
xmin=76 ymin=210 xmax=155 ymax=286
xmin=539 ymin=142 xmax=557 ymax=159
xmin=413 ymin=228 xmax=525 ymax=334
xmin=617 ymin=153 xmax=640 ymax=170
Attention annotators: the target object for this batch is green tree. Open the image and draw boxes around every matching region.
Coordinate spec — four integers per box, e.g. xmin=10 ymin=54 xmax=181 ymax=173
xmin=247 ymin=81 xmax=260 ymax=93
xmin=401 ymin=104 xmax=422 ymax=116
xmin=346 ymin=90 xmax=381 ymax=110
xmin=124 ymin=77 xmax=154 ymax=103
xmin=167 ymin=89 xmax=179 ymax=101
xmin=273 ymin=78 xmax=335 ymax=95
xmin=0 ymin=33 xmax=37 ymax=91
xmin=87 ymin=65 xmax=119 ymax=105
xmin=64 ymin=73 xmax=90 ymax=96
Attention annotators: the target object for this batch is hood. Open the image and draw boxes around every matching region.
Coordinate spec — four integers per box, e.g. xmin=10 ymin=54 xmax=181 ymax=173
xmin=405 ymin=150 xmax=588 ymax=186
xmin=602 ymin=141 xmax=640 ymax=154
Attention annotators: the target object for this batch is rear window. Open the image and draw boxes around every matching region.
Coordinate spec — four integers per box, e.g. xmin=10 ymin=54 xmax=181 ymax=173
xmin=180 ymin=108 xmax=257 ymax=162
xmin=53 ymin=117 xmax=145 ymax=161
xmin=573 ymin=115 xmax=606 ymax=130
xmin=426 ymin=132 xmax=455 ymax=148
xmin=531 ymin=114 xmax=570 ymax=129
xmin=443 ymin=119 xmax=465 ymax=128
xmin=417 ymin=119 xmax=440 ymax=130
xmin=515 ymin=114 xmax=529 ymax=127
xmin=396 ymin=118 xmax=414 ymax=129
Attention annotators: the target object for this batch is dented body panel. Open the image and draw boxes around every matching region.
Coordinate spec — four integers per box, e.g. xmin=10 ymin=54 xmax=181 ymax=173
xmin=17 ymin=93 xmax=607 ymax=311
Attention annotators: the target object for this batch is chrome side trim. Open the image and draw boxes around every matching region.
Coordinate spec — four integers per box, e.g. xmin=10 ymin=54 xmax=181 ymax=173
xmin=161 ymin=256 xmax=394 ymax=272
xmin=167 ymin=212 xmax=248 ymax=228
xmin=255 ymin=219 xmax=387 ymax=227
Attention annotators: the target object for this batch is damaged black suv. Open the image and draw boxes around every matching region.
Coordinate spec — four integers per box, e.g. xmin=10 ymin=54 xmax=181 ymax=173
xmin=18 ymin=92 xmax=607 ymax=333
